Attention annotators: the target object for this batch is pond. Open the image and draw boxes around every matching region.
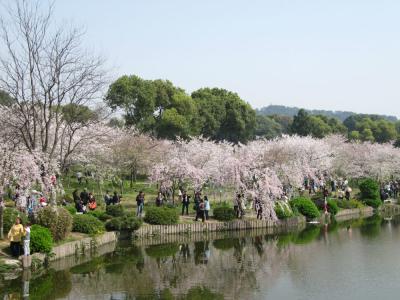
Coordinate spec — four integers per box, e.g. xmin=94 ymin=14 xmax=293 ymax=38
xmin=1 ymin=214 xmax=400 ymax=300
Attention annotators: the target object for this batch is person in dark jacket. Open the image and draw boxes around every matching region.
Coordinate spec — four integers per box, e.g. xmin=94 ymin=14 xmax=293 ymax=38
xmin=80 ymin=188 xmax=89 ymax=205
xmin=136 ymin=191 xmax=145 ymax=217
xmin=181 ymin=191 xmax=190 ymax=215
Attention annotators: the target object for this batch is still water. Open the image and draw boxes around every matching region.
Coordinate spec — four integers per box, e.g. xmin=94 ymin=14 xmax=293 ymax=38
xmin=2 ymin=214 xmax=400 ymax=300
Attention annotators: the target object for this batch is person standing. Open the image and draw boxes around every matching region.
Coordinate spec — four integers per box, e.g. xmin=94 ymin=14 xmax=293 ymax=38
xmin=8 ymin=217 xmax=25 ymax=257
xmin=23 ymin=223 xmax=31 ymax=256
xmin=104 ymin=191 xmax=111 ymax=206
xmin=181 ymin=191 xmax=190 ymax=215
xmin=112 ymin=191 xmax=121 ymax=205
xmin=255 ymin=198 xmax=263 ymax=220
xmin=136 ymin=191 xmax=145 ymax=217
xmin=196 ymin=199 xmax=205 ymax=222
xmin=156 ymin=192 xmax=163 ymax=207
xmin=204 ymin=196 xmax=210 ymax=220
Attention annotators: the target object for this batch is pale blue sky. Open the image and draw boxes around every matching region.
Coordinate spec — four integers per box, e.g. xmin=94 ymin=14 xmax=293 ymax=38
xmin=50 ymin=1 xmax=400 ymax=116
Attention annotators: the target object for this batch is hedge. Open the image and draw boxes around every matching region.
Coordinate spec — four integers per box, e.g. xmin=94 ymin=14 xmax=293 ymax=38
xmin=106 ymin=204 xmax=125 ymax=217
xmin=37 ymin=206 xmax=73 ymax=242
xmin=30 ymin=224 xmax=53 ymax=254
xmin=212 ymin=204 xmax=236 ymax=221
xmin=290 ymin=197 xmax=320 ymax=220
xmin=72 ymin=214 xmax=104 ymax=235
xmin=144 ymin=207 xmax=179 ymax=225
xmin=105 ymin=215 xmax=142 ymax=232
xmin=65 ymin=205 xmax=77 ymax=215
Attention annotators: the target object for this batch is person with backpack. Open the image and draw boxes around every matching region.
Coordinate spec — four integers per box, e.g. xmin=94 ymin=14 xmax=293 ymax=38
xmin=136 ymin=191 xmax=145 ymax=217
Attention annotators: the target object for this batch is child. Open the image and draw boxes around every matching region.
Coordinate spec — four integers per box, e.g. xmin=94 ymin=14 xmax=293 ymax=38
xmin=24 ymin=223 xmax=31 ymax=256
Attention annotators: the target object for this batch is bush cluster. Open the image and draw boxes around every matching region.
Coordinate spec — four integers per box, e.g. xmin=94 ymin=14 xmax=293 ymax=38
xmin=105 ymin=215 xmax=142 ymax=231
xmin=106 ymin=204 xmax=125 ymax=217
xmin=36 ymin=206 xmax=73 ymax=241
xmin=212 ymin=204 xmax=236 ymax=221
xmin=359 ymin=178 xmax=380 ymax=200
xmin=274 ymin=202 xmax=294 ymax=219
xmin=65 ymin=205 xmax=77 ymax=215
xmin=144 ymin=207 xmax=179 ymax=225
xmin=289 ymin=197 xmax=320 ymax=220
xmin=3 ymin=208 xmax=28 ymax=233
xmin=313 ymin=199 xmax=339 ymax=215
xmin=362 ymin=198 xmax=382 ymax=209
xmin=30 ymin=224 xmax=53 ymax=254
xmin=72 ymin=214 xmax=104 ymax=235
xmin=336 ymin=199 xmax=363 ymax=209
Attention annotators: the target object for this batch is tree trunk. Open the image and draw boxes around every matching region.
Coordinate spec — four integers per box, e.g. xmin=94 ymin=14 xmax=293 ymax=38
xmin=0 ymin=206 xmax=3 ymax=240
xmin=130 ymin=170 xmax=134 ymax=189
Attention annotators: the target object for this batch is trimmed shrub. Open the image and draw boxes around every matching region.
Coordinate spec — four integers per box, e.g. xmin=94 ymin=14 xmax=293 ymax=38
xmin=274 ymin=201 xmax=294 ymax=219
xmin=37 ymin=206 xmax=73 ymax=242
xmin=65 ymin=205 xmax=77 ymax=215
xmin=359 ymin=178 xmax=380 ymax=200
xmin=336 ymin=199 xmax=363 ymax=209
xmin=290 ymin=197 xmax=320 ymax=220
xmin=87 ymin=210 xmax=106 ymax=219
xmin=105 ymin=215 xmax=142 ymax=232
xmin=144 ymin=207 xmax=179 ymax=225
xmin=30 ymin=224 xmax=53 ymax=254
xmin=363 ymin=198 xmax=382 ymax=209
xmin=3 ymin=208 xmax=28 ymax=234
xmin=327 ymin=199 xmax=339 ymax=215
xmin=106 ymin=204 xmax=124 ymax=217
xmin=72 ymin=214 xmax=104 ymax=235
xmin=212 ymin=204 xmax=236 ymax=221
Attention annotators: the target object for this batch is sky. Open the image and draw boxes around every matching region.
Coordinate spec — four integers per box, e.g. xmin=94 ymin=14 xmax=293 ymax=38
xmin=33 ymin=1 xmax=400 ymax=116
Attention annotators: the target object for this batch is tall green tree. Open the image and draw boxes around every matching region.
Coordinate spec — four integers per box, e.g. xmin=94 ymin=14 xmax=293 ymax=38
xmin=192 ymin=88 xmax=256 ymax=143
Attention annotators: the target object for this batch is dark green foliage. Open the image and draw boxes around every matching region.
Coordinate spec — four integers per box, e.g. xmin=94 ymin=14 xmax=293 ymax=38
xmin=336 ymin=199 xmax=363 ymax=209
xmin=362 ymin=198 xmax=382 ymax=208
xmin=313 ymin=199 xmax=339 ymax=215
xmin=359 ymin=178 xmax=380 ymax=200
xmin=274 ymin=202 xmax=294 ymax=219
xmin=30 ymin=225 xmax=53 ymax=254
xmin=72 ymin=214 xmax=104 ymax=234
xmin=36 ymin=206 xmax=73 ymax=242
xmin=143 ymin=206 xmax=179 ymax=225
xmin=327 ymin=199 xmax=339 ymax=215
xmin=145 ymin=243 xmax=179 ymax=258
xmin=105 ymin=215 xmax=142 ymax=231
xmin=65 ymin=205 xmax=77 ymax=215
xmin=106 ymin=204 xmax=125 ymax=217
xmin=3 ymin=208 xmax=28 ymax=233
xmin=212 ymin=204 xmax=236 ymax=221
xmin=87 ymin=210 xmax=107 ymax=220
xmin=289 ymin=197 xmax=320 ymax=219
xmin=292 ymin=225 xmax=320 ymax=244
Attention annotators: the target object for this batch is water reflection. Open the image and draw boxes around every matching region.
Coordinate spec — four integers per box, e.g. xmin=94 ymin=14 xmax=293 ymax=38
xmin=3 ymin=214 xmax=400 ymax=299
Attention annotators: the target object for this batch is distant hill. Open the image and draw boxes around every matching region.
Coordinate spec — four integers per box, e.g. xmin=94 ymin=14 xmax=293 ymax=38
xmin=256 ymin=105 xmax=398 ymax=122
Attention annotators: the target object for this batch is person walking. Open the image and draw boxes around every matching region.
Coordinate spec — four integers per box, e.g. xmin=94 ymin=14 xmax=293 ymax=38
xmin=181 ymin=191 xmax=190 ymax=215
xmin=8 ymin=217 xmax=25 ymax=257
xmin=112 ymin=191 xmax=121 ymax=205
xmin=136 ymin=191 xmax=145 ymax=217
xmin=255 ymin=198 xmax=263 ymax=220
xmin=204 ymin=196 xmax=210 ymax=220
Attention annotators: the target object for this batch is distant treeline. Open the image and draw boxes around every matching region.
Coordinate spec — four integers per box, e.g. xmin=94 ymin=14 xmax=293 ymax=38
xmin=256 ymin=105 xmax=398 ymax=122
